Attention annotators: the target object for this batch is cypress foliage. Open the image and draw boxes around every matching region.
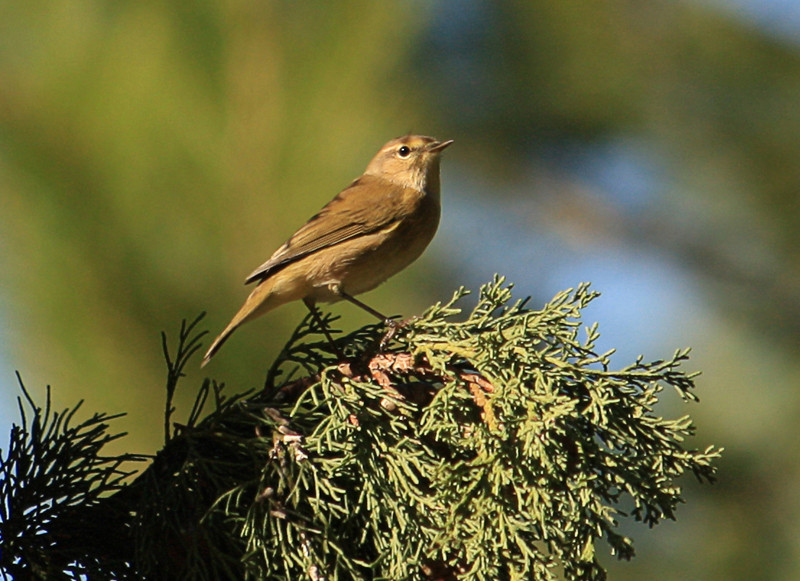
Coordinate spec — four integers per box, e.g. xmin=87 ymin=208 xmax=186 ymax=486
xmin=0 ymin=277 xmax=720 ymax=580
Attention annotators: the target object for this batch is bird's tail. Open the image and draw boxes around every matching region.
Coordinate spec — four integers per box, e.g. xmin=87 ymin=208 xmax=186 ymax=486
xmin=201 ymin=320 xmax=238 ymax=367
xmin=201 ymin=279 xmax=280 ymax=367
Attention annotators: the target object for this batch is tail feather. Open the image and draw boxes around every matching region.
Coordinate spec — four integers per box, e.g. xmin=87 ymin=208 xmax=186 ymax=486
xmin=201 ymin=278 xmax=281 ymax=367
xmin=201 ymin=321 xmax=239 ymax=367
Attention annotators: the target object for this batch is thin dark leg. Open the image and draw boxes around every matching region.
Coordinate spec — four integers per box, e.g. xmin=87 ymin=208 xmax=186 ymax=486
xmin=303 ymin=298 xmax=343 ymax=358
xmin=339 ymin=291 xmax=391 ymax=322
xmin=337 ymin=291 xmax=411 ymax=349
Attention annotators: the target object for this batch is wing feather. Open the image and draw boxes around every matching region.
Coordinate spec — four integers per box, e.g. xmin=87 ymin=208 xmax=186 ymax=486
xmin=245 ymin=175 xmax=418 ymax=284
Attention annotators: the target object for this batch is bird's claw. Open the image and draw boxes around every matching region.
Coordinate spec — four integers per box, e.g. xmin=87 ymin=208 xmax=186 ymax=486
xmin=380 ymin=316 xmax=417 ymax=350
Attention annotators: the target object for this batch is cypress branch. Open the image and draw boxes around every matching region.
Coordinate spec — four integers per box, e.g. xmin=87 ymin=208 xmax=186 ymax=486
xmin=0 ymin=276 xmax=721 ymax=580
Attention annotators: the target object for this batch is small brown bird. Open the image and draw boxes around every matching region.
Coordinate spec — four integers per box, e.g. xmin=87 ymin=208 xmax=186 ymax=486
xmin=202 ymin=135 xmax=453 ymax=366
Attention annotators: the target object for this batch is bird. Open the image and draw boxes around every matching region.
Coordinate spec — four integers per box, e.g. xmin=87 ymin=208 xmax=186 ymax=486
xmin=201 ymin=135 xmax=453 ymax=366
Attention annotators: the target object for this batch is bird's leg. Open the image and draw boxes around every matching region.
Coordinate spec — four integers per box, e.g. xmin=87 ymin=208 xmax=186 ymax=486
xmin=338 ymin=290 xmax=412 ymax=349
xmin=303 ymin=298 xmax=343 ymax=358
xmin=378 ymin=314 xmax=421 ymax=349
xmin=338 ymin=291 xmax=393 ymax=323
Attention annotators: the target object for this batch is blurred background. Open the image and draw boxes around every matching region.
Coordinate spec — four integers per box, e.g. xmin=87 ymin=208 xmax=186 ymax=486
xmin=1 ymin=1 xmax=799 ymax=578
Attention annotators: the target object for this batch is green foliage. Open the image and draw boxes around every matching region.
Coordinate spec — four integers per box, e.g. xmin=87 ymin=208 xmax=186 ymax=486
xmin=0 ymin=278 xmax=719 ymax=580
xmin=0 ymin=376 xmax=145 ymax=579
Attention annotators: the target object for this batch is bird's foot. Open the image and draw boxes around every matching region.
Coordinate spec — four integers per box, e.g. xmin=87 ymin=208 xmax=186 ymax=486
xmin=380 ymin=316 xmax=417 ymax=350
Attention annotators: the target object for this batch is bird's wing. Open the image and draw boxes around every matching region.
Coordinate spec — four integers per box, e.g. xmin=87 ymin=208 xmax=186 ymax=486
xmin=245 ymin=175 xmax=416 ymax=284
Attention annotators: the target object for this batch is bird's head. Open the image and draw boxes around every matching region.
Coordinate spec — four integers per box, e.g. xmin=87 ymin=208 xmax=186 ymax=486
xmin=364 ymin=135 xmax=453 ymax=192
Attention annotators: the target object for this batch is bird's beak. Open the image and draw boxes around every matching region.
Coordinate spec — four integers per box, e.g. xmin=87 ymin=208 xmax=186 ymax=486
xmin=428 ymin=139 xmax=454 ymax=153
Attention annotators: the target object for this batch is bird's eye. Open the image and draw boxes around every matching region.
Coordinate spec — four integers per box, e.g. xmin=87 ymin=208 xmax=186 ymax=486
xmin=397 ymin=145 xmax=411 ymax=158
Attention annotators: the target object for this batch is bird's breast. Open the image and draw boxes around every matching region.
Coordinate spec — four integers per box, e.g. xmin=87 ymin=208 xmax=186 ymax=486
xmin=308 ymin=193 xmax=441 ymax=301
